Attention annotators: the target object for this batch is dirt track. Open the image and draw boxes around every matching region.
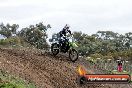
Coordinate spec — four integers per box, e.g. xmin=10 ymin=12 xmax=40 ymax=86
xmin=0 ymin=48 xmax=131 ymax=88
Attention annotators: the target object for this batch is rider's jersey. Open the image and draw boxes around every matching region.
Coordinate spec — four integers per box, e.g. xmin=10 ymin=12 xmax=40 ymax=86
xmin=59 ymin=27 xmax=71 ymax=37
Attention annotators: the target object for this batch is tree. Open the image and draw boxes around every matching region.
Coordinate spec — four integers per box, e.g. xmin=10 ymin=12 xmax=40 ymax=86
xmin=0 ymin=23 xmax=19 ymax=38
xmin=125 ymin=32 xmax=132 ymax=49
xmin=18 ymin=22 xmax=51 ymax=49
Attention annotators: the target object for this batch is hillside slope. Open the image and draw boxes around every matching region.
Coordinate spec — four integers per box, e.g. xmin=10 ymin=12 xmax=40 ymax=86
xmin=0 ymin=48 xmax=131 ymax=88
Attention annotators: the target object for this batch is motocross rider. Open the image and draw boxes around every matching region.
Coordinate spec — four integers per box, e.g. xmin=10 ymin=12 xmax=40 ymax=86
xmin=59 ymin=24 xmax=72 ymax=51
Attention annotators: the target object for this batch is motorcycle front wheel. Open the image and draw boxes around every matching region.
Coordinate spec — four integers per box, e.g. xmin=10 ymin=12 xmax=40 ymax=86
xmin=69 ymin=49 xmax=78 ymax=62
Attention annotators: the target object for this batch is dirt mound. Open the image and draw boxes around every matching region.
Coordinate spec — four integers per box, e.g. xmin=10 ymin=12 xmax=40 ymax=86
xmin=0 ymin=48 xmax=131 ymax=88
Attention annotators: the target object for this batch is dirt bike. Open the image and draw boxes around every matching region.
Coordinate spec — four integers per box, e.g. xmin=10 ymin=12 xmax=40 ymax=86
xmin=50 ymin=35 xmax=78 ymax=62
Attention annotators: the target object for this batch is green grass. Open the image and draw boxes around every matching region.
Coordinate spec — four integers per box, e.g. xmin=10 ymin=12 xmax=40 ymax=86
xmin=0 ymin=69 xmax=36 ymax=88
xmin=112 ymin=70 xmax=130 ymax=74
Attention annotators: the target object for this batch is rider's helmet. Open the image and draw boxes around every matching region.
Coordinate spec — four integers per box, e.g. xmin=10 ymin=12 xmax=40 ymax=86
xmin=65 ymin=24 xmax=70 ymax=29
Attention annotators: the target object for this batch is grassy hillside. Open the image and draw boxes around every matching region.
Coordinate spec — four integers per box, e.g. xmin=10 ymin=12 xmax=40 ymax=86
xmin=0 ymin=69 xmax=35 ymax=88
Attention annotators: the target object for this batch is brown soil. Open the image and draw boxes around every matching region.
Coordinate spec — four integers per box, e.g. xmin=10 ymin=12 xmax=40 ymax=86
xmin=0 ymin=48 xmax=131 ymax=88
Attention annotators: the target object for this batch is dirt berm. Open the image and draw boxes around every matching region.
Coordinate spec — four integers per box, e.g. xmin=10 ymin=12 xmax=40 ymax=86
xmin=0 ymin=48 xmax=131 ymax=88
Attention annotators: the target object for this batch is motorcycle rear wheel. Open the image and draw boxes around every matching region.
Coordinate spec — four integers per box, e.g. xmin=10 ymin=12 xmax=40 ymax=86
xmin=51 ymin=43 xmax=59 ymax=56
